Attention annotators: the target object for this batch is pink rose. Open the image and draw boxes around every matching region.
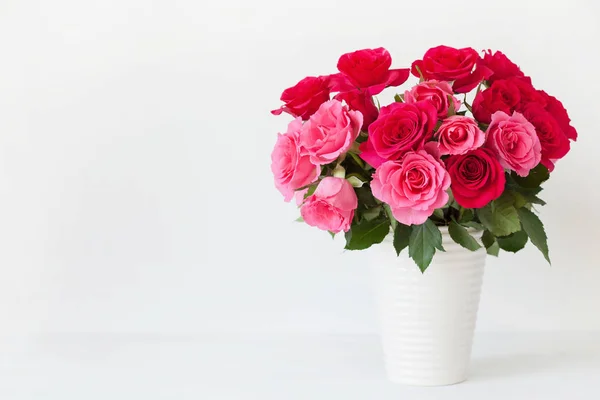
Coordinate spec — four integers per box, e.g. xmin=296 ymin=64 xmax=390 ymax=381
xmin=334 ymin=90 xmax=379 ymax=130
xmin=435 ymin=116 xmax=486 ymax=155
xmin=486 ymin=111 xmax=542 ymax=177
xmin=270 ymin=119 xmax=320 ymax=202
xmin=299 ymin=100 xmax=363 ymax=165
xmin=404 ymin=80 xmax=461 ymax=119
xmin=301 ymin=177 xmax=358 ymax=233
xmin=359 ymin=101 xmax=438 ymax=168
xmin=371 ymin=150 xmax=451 ymax=225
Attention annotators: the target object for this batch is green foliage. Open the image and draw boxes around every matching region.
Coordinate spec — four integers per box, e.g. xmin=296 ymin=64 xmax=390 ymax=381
xmin=481 ymin=230 xmax=500 ymax=256
xmin=512 ymin=164 xmax=550 ymax=188
xmin=505 ymin=172 xmax=547 ymax=206
xmin=409 ymin=219 xmax=444 ymax=272
xmin=462 ymin=221 xmax=484 ymax=230
xmin=393 ymin=223 xmax=412 ymax=255
xmin=497 ymin=229 xmax=528 ymax=253
xmin=477 ymin=193 xmax=521 ymax=237
xmin=344 ymin=217 xmax=390 ymax=251
xmin=448 ymin=220 xmax=481 ymax=251
xmin=517 ymin=208 xmax=550 ymax=263
xmin=355 ymin=185 xmax=378 ymax=209
xmin=383 ymin=205 xmax=397 ymax=231
xmin=362 ymin=206 xmax=383 ymax=221
xmin=458 ymin=208 xmax=474 ymax=223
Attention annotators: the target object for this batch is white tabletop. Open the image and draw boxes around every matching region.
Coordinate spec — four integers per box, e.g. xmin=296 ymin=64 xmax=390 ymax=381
xmin=1 ymin=332 xmax=598 ymax=399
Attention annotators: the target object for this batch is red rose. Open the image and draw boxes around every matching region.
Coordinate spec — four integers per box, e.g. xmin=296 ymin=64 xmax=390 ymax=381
xmin=332 ymin=47 xmax=410 ymax=96
xmin=522 ymin=103 xmax=570 ymax=171
xmin=411 ymin=45 xmax=491 ymax=93
xmin=508 ymin=77 xmax=546 ymax=111
xmin=539 ymin=91 xmax=578 ymax=141
xmin=271 ymin=76 xmax=330 ymax=120
xmin=334 ymin=90 xmax=379 ymax=130
xmin=473 ymin=79 xmax=521 ymax=123
xmin=446 ymin=148 xmax=506 ymax=209
xmin=359 ymin=101 xmax=438 ymax=168
xmin=481 ymin=50 xmax=525 ymax=83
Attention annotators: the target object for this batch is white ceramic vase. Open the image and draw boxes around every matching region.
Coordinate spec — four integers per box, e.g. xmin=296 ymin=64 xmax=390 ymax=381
xmin=371 ymin=227 xmax=486 ymax=386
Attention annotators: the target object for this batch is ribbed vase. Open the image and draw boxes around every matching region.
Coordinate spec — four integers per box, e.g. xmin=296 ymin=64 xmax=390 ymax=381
xmin=371 ymin=227 xmax=486 ymax=386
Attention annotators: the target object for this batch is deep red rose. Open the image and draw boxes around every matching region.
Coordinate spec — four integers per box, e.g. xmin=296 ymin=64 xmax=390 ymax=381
xmin=334 ymin=90 xmax=378 ymax=130
xmin=473 ymin=79 xmax=521 ymax=123
xmin=522 ymin=103 xmax=570 ymax=171
xmin=481 ymin=50 xmax=525 ymax=83
xmin=271 ymin=76 xmax=330 ymax=120
xmin=446 ymin=148 xmax=506 ymax=209
xmin=508 ymin=77 xmax=546 ymax=111
xmin=411 ymin=45 xmax=491 ymax=93
xmin=539 ymin=91 xmax=578 ymax=141
xmin=332 ymin=47 xmax=410 ymax=96
xmin=359 ymin=101 xmax=438 ymax=168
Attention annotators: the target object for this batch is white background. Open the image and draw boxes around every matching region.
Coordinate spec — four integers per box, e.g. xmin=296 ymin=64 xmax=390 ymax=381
xmin=0 ymin=0 xmax=599 ymax=339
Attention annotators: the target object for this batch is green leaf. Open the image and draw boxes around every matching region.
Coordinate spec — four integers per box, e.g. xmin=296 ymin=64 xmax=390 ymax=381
xmin=433 ymin=208 xmax=445 ymax=220
xmin=344 ymin=217 xmax=390 ymax=251
xmin=295 ymin=216 xmax=304 ymax=223
xmin=506 ymin=176 xmax=547 ymax=206
xmin=458 ymin=208 xmax=474 ymax=223
xmin=481 ymin=230 xmax=499 ymax=256
xmin=355 ymin=186 xmax=378 ymax=209
xmin=408 ymin=219 xmax=444 ymax=272
xmin=477 ymin=194 xmax=521 ymax=236
xmin=304 ymin=184 xmax=318 ymax=199
xmin=448 ymin=220 xmax=481 ymax=251
xmin=328 ymin=231 xmax=336 ymax=239
xmin=487 ymin=242 xmax=500 ymax=256
xmin=362 ymin=206 xmax=382 ymax=221
xmin=497 ymin=229 xmax=528 ymax=253
xmin=529 ymin=195 xmax=546 ymax=206
xmin=517 ymin=208 xmax=550 ymax=263
xmin=463 ymin=221 xmax=484 ymax=230
xmin=394 ymin=94 xmax=404 ymax=102
xmin=383 ymin=204 xmax=397 ymax=231
xmin=346 ymin=175 xmax=365 ymax=188
xmin=512 ymin=192 xmax=528 ymax=209
xmin=512 ymin=164 xmax=550 ymax=188
xmin=393 ymin=223 xmax=412 ymax=256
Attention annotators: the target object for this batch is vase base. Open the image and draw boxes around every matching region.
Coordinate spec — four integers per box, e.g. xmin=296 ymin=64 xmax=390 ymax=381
xmin=385 ymin=373 xmax=468 ymax=386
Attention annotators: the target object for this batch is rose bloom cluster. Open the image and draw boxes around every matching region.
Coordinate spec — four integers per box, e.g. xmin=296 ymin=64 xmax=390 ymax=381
xmin=270 ymin=46 xmax=577 ymax=234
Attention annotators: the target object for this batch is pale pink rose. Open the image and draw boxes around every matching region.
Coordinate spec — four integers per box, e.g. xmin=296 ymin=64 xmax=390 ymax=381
xmin=371 ymin=150 xmax=450 ymax=225
xmin=486 ymin=111 xmax=541 ymax=176
xmin=299 ymin=100 xmax=363 ymax=165
xmin=300 ymin=177 xmax=358 ymax=233
xmin=271 ymin=119 xmax=320 ymax=202
xmin=435 ymin=116 xmax=486 ymax=155
xmin=404 ymin=80 xmax=461 ymax=119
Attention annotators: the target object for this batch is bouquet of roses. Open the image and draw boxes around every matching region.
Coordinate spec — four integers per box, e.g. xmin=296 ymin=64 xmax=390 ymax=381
xmin=270 ymin=46 xmax=577 ymax=271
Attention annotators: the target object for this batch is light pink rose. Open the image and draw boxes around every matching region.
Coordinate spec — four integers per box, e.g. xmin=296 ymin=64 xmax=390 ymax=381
xmin=435 ymin=116 xmax=486 ymax=155
xmin=486 ymin=111 xmax=541 ymax=177
xmin=371 ymin=150 xmax=450 ymax=226
xmin=299 ymin=100 xmax=363 ymax=165
xmin=271 ymin=119 xmax=320 ymax=202
xmin=404 ymin=80 xmax=461 ymax=119
xmin=301 ymin=177 xmax=358 ymax=233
